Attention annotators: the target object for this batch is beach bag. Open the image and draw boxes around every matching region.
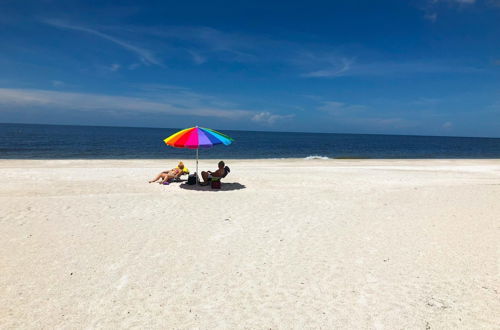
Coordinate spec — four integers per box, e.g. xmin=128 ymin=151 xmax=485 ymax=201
xmin=187 ymin=174 xmax=197 ymax=185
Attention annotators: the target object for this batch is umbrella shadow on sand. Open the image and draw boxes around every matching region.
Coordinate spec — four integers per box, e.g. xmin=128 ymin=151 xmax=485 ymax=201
xmin=178 ymin=182 xmax=246 ymax=192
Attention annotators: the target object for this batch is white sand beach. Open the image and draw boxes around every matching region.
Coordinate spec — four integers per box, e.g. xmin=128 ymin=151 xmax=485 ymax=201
xmin=0 ymin=159 xmax=499 ymax=329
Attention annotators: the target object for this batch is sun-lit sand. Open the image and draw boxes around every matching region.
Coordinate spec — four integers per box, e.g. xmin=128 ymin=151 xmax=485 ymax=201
xmin=0 ymin=159 xmax=499 ymax=329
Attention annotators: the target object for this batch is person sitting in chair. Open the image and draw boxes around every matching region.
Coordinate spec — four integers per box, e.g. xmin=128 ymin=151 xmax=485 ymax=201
xmin=200 ymin=161 xmax=230 ymax=185
xmin=149 ymin=161 xmax=188 ymax=184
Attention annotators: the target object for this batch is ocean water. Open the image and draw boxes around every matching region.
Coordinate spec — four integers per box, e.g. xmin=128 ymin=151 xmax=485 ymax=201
xmin=1 ymin=123 xmax=500 ymax=159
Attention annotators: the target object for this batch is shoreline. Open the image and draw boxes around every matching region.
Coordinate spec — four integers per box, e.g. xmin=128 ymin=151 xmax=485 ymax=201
xmin=1 ymin=158 xmax=500 ymax=168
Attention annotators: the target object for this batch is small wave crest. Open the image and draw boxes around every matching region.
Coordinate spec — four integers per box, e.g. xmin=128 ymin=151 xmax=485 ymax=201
xmin=304 ymin=155 xmax=330 ymax=160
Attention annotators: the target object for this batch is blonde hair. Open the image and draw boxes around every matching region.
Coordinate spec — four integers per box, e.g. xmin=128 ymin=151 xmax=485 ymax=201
xmin=177 ymin=161 xmax=189 ymax=173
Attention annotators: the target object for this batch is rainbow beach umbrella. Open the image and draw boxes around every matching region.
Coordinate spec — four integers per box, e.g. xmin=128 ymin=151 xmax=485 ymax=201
xmin=163 ymin=126 xmax=233 ymax=181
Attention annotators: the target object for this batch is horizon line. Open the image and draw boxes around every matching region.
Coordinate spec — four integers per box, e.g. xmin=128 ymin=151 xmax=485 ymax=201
xmin=1 ymin=121 xmax=499 ymax=140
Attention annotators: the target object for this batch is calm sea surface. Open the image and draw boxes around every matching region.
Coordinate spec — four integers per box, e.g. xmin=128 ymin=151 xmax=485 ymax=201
xmin=1 ymin=123 xmax=500 ymax=159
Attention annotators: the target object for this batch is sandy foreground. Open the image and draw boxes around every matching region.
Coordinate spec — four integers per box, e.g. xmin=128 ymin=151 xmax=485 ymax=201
xmin=0 ymin=159 xmax=499 ymax=329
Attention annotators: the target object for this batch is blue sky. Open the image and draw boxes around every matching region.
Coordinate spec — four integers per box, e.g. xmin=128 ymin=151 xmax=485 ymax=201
xmin=0 ymin=0 xmax=499 ymax=137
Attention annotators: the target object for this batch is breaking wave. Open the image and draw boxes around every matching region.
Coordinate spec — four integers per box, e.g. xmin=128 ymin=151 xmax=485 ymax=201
xmin=304 ymin=155 xmax=330 ymax=160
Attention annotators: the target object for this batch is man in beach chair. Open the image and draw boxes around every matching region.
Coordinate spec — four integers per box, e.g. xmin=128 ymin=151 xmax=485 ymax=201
xmin=148 ymin=161 xmax=189 ymax=184
xmin=200 ymin=161 xmax=230 ymax=188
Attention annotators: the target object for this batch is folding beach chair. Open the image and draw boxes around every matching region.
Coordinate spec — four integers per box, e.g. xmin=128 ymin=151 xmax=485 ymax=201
xmin=204 ymin=166 xmax=230 ymax=189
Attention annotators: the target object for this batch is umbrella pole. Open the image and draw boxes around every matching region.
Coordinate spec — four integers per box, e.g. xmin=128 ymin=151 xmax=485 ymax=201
xmin=196 ymin=148 xmax=199 ymax=184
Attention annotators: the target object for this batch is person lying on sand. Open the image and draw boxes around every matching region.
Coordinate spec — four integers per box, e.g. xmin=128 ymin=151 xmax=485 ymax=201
xmin=149 ymin=162 xmax=187 ymax=184
xmin=200 ymin=161 xmax=227 ymax=185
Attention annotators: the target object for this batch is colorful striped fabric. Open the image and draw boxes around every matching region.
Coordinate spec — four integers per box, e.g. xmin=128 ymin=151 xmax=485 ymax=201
xmin=164 ymin=126 xmax=233 ymax=149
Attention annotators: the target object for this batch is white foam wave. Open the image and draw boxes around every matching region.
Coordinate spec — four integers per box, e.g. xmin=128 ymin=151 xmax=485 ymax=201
xmin=304 ymin=155 xmax=330 ymax=160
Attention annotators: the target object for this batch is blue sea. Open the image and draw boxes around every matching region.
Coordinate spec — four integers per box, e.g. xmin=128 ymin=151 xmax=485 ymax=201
xmin=1 ymin=123 xmax=500 ymax=159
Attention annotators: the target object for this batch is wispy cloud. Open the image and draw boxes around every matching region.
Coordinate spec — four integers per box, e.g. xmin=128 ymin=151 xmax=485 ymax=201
xmin=0 ymin=87 xmax=295 ymax=126
xmin=0 ymin=88 xmax=251 ymax=119
xmin=152 ymin=27 xmax=482 ymax=78
xmin=388 ymin=61 xmax=479 ymax=74
xmin=300 ymin=57 xmax=353 ymax=78
xmin=133 ymin=84 xmax=239 ymax=109
xmin=332 ymin=61 xmax=483 ymax=77
xmin=139 ymin=26 xmax=260 ymax=63
xmin=42 ymin=19 xmax=162 ymax=66
xmin=106 ymin=24 xmax=359 ymax=76
xmin=39 ymin=20 xmax=485 ymax=78
xmin=187 ymin=50 xmax=207 ymax=65
xmin=287 ymin=45 xmax=480 ymax=78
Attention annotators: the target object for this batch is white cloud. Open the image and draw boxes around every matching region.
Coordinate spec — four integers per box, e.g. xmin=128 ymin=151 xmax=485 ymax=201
xmin=0 ymin=87 xmax=296 ymax=127
xmin=251 ymin=111 xmax=294 ymax=125
xmin=42 ymin=19 xmax=162 ymax=66
xmin=0 ymin=88 xmax=252 ymax=119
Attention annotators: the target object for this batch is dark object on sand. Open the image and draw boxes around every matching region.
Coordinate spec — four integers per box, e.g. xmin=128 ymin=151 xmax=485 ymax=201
xmin=187 ymin=174 xmax=198 ymax=185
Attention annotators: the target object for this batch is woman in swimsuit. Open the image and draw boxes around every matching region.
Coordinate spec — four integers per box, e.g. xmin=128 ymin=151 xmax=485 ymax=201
xmin=149 ymin=162 xmax=186 ymax=184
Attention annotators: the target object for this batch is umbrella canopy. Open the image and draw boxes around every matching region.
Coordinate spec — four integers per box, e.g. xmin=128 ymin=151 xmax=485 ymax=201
xmin=163 ymin=126 xmax=233 ymax=182
xmin=164 ymin=126 xmax=233 ymax=149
